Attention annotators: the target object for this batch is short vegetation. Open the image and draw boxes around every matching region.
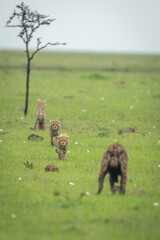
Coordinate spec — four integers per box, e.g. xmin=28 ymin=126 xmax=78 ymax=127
xmin=0 ymin=51 xmax=160 ymax=240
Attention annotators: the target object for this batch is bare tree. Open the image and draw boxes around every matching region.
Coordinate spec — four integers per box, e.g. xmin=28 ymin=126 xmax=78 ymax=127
xmin=6 ymin=2 xmax=66 ymax=115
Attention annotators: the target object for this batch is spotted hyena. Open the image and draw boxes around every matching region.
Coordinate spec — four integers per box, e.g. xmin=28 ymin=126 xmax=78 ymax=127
xmin=97 ymin=143 xmax=129 ymax=195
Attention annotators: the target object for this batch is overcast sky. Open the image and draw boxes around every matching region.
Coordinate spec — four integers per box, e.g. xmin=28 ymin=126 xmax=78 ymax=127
xmin=1 ymin=0 xmax=160 ymax=53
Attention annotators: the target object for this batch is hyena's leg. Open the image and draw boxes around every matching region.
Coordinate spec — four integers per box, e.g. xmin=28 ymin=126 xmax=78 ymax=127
xmin=109 ymin=175 xmax=115 ymax=194
xmin=120 ymin=161 xmax=128 ymax=195
xmin=35 ymin=120 xmax=40 ymax=130
xmin=97 ymin=160 xmax=109 ymax=194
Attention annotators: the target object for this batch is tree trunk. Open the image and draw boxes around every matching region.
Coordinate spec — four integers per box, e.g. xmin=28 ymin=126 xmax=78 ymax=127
xmin=24 ymin=59 xmax=31 ymax=116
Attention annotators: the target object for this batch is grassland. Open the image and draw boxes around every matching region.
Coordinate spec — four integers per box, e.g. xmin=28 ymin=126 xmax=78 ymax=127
xmin=0 ymin=50 xmax=160 ymax=240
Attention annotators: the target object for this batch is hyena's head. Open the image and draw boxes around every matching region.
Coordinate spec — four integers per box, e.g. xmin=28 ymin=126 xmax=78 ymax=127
xmin=50 ymin=120 xmax=60 ymax=130
xmin=37 ymin=100 xmax=46 ymax=110
xmin=57 ymin=133 xmax=69 ymax=147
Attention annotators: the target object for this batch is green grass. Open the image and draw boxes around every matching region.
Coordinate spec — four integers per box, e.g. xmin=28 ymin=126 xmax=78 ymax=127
xmin=0 ymin=51 xmax=160 ymax=240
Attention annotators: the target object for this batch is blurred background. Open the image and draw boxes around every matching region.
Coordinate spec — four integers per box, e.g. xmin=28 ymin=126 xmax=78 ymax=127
xmin=1 ymin=0 xmax=160 ymax=54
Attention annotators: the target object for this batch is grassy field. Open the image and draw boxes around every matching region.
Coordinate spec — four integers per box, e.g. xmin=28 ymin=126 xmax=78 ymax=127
xmin=0 ymin=50 xmax=160 ymax=240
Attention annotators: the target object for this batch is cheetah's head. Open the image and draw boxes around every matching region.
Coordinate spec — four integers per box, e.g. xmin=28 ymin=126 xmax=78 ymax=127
xmin=37 ymin=100 xmax=46 ymax=110
xmin=50 ymin=120 xmax=60 ymax=130
xmin=57 ymin=133 xmax=69 ymax=147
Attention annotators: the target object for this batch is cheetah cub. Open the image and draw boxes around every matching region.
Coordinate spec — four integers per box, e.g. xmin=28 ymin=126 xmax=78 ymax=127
xmin=97 ymin=143 xmax=129 ymax=195
xmin=34 ymin=100 xmax=47 ymax=130
xmin=50 ymin=120 xmax=60 ymax=146
xmin=56 ymin=133 xmax=69 ymax=161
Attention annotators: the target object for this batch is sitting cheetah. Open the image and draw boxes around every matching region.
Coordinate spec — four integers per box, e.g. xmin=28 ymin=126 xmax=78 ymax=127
xmin=56 ymin=133 xmax=69 ymax=161
xmin=97 ymin=143 xmax=129 ymax=195
xmin=50 ymin=120 xmax=60 ymax=146
xmin=34 ymin=100 xmax=47 ymax=130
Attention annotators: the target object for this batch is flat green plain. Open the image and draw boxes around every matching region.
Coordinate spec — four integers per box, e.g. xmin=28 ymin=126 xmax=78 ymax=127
xmin=0 ymin=51 xmax=160 ymax=240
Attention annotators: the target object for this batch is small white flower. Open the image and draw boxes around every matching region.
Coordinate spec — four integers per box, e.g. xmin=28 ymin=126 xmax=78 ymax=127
xmin=21 ymin=116 xmax=24 ymax=120
xmin=75 ymin=142 xmax=78 ymax=145
xmin=87 ymin=150 xmax=90 ymax=152
xmin=23 ymin=141 xmax=26 ymax=143
xmin=67 ymin=151 xmax=70 ymax=153
xmin=0 ymin=140 xmax=3 ymax=143
xmin=0 ymin=129 xmax=3 ymax=132
xmin=19 ymin=177 xmax=21 ymax=181
xmin=82 ymin=109 xmax=86 ymax=112
xmin=114 ymin=139 xmax=117 ymax=142
xmin=130 ymin=106 xmax=133 ymax=110
xmin=69 ymin=182 xmax=75 ymax=186
xmin=11 ymin=214 xmax=16 ymax=218
xmin=158 ymin=165 xmax=160 ymax=168
xmin=85 ymin=192 xmax=90 ymax=195
xmin=100 ymin=97 xmax=104 ymax=100
xmin=153 ymin=202 xmax=158 ymax=206
xmin=112 ymin=120 xmax=115 ymax=123
xmin=152 ymin=126 xmax=156 ymax=129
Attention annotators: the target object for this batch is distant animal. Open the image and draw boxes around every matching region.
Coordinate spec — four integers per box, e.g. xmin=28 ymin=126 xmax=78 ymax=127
xmin=45 ymin=164 xmax=59 ymax=172
xmin=28 ymin=134 xmax=43 ymax=141
xmin=56 ymin=133 xmax=69 ymax=161
xmin=97 ymin=143 xmax=129 ymax=195
xmin=34 ymin=100 xmax=47 ymax=130
xmin=50 ymin=120 xmax=60 ymax=146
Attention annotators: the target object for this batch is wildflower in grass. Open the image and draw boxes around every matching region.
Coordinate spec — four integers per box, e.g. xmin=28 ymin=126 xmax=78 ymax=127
xmin=85 ymin=192 xmax=90 ymax=195
xmin=75 ymin=142 xmax=78 ymax=144
xmin=87 ymin=150 xmax=90 ymax=152
xmin=114 ymin=139 xmax=117 ymax=142
xmin=11 ymin=214 xmax=16 ymax=218
xmin=112 ymin=120 xmax=115 ymax=123
xmin=130 ymin=106 xmax=133 ymax=110
xmin=82 ymin=109 xmax=86 ymax=112
xmin=158 ymin=165 xmax=160 ymax=168
xmin=69 ymin=182 xmax=75 ymax=186
xmin=100 ymin=97 xmax=104 ymax=100
xmin=67 ymin=151 xmax=70 ymax=153
xmin=0 ymin=140 xmax=3 ymax=143
xmin=21 ymin=116 xmax=24 ymax=120
xmin=153 ymin=202 xmax=158 ymax=206
xmin=19 ymin=177 xmax=22 ymax=181
xmin=0 ymin=129 xmax=3 ymax=132
xmin=153 ymin=126 xmax=156 ymax=129
xmin=23 ymin=141 xmax=26 ymax=143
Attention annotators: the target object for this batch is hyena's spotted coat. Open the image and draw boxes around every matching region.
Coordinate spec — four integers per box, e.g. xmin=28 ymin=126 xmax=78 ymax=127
xmin=97 ymin=143 xmax=129 ymax=195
